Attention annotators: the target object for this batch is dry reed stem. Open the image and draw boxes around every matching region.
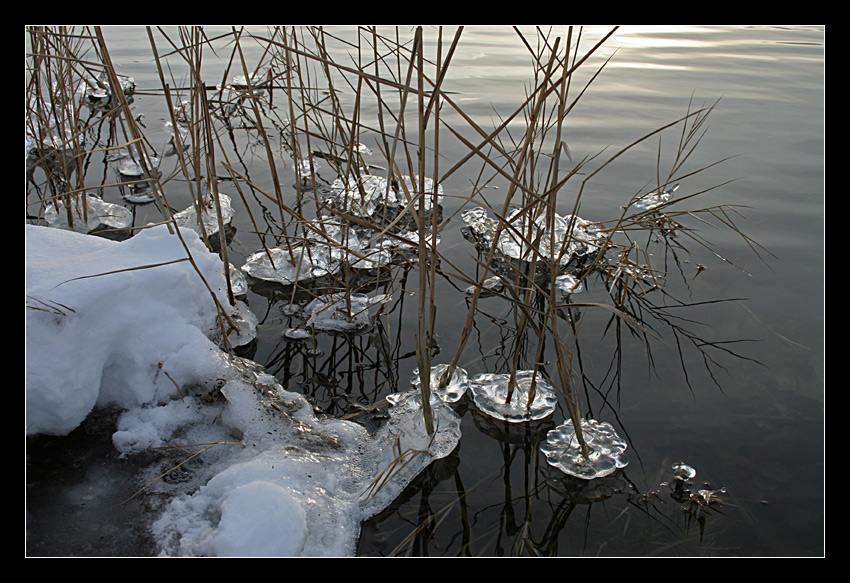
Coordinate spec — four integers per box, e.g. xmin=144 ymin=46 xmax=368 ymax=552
xmin=27 ymin=25 xmax=759 ymax=470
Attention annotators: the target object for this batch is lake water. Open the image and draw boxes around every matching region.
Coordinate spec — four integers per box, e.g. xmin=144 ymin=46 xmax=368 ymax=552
xmin=30 ymin=25 xmax=824 ymax=556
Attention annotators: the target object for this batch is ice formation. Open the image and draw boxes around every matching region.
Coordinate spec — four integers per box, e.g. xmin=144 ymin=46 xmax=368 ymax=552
xmin=242 ymin=215 xmax=403 ymax=286
xmin=325 ymin=173 xmax=442 ymax=217
xmin=672 ymin=460 xmax=697 ymax=480
xmin=377 ymin=227 xmax=441 ymax=252
xmin=213 ymin=72 xmax=271 ymax=117
xmin=540 ymin=418 xmax=629 ymax=480
xmin=499 ymin=209 xmax=604 ymax=265
xmin=542 ymin=464 xmax=629 ymax=503
xmin=226 ymin=264 xmax=248 ymax=297
xmin=461 ymin=206 xmax=498 ymax=237
xmin=150 ymin=363 xmax=462 ymax=557
xmin=307 ymin=218 xmax=398 ymax=270
xmin=211 ymin=300 xmax=258 ymax=350
xmin=383 ymin=388 xmax=463 ymax=459
xmin=469 ymin=370 xmax=559 ymax=423
xmin=25 ymin=97 xmax=83 ymax=155
xmin=43 ymin=194 xmax=132 ymax=240
xmin=461 ymin=206 xmax=604 ymax=267
xmin=174 ymin=194 xmax=235 ymax=238
xmin=294 ymin=158 xmax=320 ymax=183
xmin=302 ymin=292 xmax=391 ymax=333
xmin=77 ymin=73 xmax=136 ymax=111
xmin=348 ymin=247 xmax=394 ymax=270
xmin=25 ymin=222 xmax=462 ymax=556
xmin=304 ymin=218 xmax=362 ymax=261
xmin=465 ymin=276 xmax=504 ymax=297
xmin=242 ymin=245 xmax=339 ymax=286
xmin=113 ymin=151 xmax=160 ymax=182
xmin=283 ymin=327 xmax=313 ymax=340
xmin=409 ymin=363 xmax=470 ymax=404
xmin=555 ymin=273 xmax=584 ymax=295
xmin=163 ymin=120 xmax=190 ymax=157
xmin=107 ymin=149 xmax=162 ymax=204
xmin=633 ymin=183 xmax=679 ymax=211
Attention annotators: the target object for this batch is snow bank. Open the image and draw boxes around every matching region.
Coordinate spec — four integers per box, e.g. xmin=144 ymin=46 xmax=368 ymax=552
xmin=26 ymin=223 xmax=232 ymax=436
xmin=25 ymin=223 xmax=460 ymax=556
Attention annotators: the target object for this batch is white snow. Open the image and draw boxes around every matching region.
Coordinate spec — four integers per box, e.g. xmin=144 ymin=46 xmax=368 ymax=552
xmin=25 ymin=222 xmax=460 ymax=557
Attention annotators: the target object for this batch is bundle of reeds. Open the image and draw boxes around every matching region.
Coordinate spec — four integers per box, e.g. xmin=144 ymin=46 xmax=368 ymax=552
xmin=27 ymin=24 xmax=761 ymax=470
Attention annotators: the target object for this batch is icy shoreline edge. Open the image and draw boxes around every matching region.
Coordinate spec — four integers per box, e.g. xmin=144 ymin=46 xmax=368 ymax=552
xmin=26 ymin=223 xmax=460 ymax=557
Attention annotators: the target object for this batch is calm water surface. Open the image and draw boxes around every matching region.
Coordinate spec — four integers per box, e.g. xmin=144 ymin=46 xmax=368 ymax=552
xmin=65 ymin=25 xmax=826 ymax=556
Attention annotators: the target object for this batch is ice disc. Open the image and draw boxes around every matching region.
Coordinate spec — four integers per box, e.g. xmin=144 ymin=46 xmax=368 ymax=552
xmin=540 ymin=418 xmax=629 ymax=480
xmin=469 ymin=370 xmax=558 ymax=423
xmin=242 ymin=245 xmax=339 ymax=285
xmin=410 ymin=363 xmax=469 ymax=404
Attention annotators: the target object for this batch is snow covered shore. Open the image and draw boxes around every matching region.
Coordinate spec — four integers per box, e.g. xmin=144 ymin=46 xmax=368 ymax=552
xmin=25 ymin=223 xmax=460 ymax=556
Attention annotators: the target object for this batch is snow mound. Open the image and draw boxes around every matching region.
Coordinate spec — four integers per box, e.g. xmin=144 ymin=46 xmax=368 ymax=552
xmin=26 ymin=223 xmax=236 ymax=436
xmin=26 ymin=223 xmax=460 ymax=556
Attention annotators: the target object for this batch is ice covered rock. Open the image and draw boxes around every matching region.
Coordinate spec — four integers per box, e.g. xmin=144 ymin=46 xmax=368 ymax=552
xmin=469 ymin=370 xmax=559 ymax=423
xmin=540 ymin=418 xmax=629 ymax=480
xmin=152 ymin=371 xmax=461 ymax=557
xmin=208 ymin=480 xmax=307 ymax=557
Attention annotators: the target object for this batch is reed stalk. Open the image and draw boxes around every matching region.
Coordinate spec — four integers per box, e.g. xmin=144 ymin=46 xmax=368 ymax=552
xmin=27 ymin=24 xmax=758 ymax=471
